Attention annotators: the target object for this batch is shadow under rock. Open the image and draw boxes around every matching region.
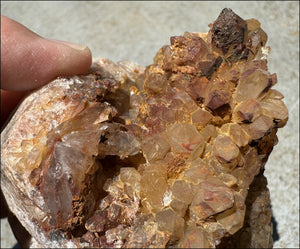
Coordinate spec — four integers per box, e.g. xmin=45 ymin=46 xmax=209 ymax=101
xmin=12 ymin=243 xmax=21 ymax=249
xmin=270 ymin=205 xmax=280 ymax=243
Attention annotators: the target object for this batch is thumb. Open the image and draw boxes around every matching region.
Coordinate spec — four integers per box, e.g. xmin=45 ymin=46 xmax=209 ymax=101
xmin=1 ymin=15 xmax=92 ymax=91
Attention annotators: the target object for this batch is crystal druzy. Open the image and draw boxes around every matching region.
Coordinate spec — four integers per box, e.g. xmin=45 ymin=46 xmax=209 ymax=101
xmin=1 ymin=8 xmax=288 ymax=248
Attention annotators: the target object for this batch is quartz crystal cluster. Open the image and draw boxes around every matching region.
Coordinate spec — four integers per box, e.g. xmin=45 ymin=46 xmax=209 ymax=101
xmin=1 ymin=8 xmax=288 ymax=248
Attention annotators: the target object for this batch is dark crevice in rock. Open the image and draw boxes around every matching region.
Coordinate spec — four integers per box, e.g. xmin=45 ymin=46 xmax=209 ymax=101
xmin=212 ymin=103 xmax=232 ymax=118
xmin=70 ymin=225 xmax=87 ymax=238
xmin=104 ymin=89 xmax=131 ymax=118
xmin=98 ymin=153 xmax=145 ymax=180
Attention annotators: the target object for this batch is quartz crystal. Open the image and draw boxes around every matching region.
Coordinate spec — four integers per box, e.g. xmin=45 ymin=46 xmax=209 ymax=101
xmin=1 ymin=8 xmax=288 ymax=248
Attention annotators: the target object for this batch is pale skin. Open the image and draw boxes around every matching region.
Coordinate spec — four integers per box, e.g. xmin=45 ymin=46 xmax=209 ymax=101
xmin=1 ymin=15 xmax=92 ymax=246
xmin=1 ymin=15 xmax=92 ymax=127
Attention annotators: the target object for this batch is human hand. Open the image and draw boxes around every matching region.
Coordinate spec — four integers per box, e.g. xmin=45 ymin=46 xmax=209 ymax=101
xmin=1 ymin=15 xmax=92 ymax=247
xmin=1 ymin=15 xmax=92 ymax=128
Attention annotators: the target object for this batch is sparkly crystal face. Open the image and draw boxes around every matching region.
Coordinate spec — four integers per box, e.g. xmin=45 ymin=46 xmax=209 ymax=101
xmin=1 ymin=8 xmax=288 ymax=248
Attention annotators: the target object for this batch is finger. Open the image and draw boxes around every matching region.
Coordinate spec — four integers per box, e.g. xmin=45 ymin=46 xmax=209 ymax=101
xmin=1 ymin=89 xmax=30 ymax=128
xmin=1 ymin=15 xmax=92 ymax=91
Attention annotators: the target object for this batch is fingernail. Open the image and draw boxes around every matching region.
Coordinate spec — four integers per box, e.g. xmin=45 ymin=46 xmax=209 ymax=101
xmin=48 ymin=39 xmax=88 ymax=51
xmin=64 ymin=42 xmax=88 ymax=51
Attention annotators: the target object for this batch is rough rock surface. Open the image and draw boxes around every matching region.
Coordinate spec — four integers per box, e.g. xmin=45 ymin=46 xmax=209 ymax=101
xmin=1 ymin=8 xmax=288 ymax=248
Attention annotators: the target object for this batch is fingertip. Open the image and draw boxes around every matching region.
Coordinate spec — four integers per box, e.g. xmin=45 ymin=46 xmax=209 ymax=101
xmin=1 ymin=89 xmax=29 ymax=128
xmin=61 ymin=44 xmax=93 ymax=76
xmin=31 ymin=39 xmax=93 ymax=87
xmin=49 ymin=39 xmax=92 ymax=76
xmin=1 ymin=16 xmax=93 ymax=91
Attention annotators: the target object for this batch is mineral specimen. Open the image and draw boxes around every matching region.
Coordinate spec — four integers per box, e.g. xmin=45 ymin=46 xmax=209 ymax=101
xmin=1 ymin=8 xmax=288 ymax=248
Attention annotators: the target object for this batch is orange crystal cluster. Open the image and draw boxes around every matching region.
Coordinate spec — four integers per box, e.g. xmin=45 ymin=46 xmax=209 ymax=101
xmin=75 ymin=8 xmax=287 ymax=247
xmin=1 ymin=8 xmax=288 ymax=248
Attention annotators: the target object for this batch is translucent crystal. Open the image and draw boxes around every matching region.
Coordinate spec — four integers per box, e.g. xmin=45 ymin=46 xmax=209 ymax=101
xmin=178 ymin=227 xmax=211 ymax=248
xmin=213 ymin=135 xmax=240 ymax=164
xmin=140 ymin=164 xmax=168 ymax=212
xmin=260 ymin=98 xmax=289 ymax=127
xmin=216 ymin=207 xmax=245 ymax=235
xmin=166 ymin=123 xmax=203 ymax=153
xmin=191 ymin=108 xmax=213 ymax=127
xmin=156 ymin=208 xmax=185 ymax=241
xmin=232 ymin=99 xmax=262 ymax=123
xmin=247 ymin=115 xmax=273 ymax=140
xmin=220 ymin=123 xmax=250 ymax=147
xmin=142 ymin=133 xmax=170 ymax=162
xmin=190 ymin=179 xmax=234 ymax=220
xmin=170 ymin=199 xmax=188 ymax=217
xmin=171 ymin=179 xmax=193 ymax=204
